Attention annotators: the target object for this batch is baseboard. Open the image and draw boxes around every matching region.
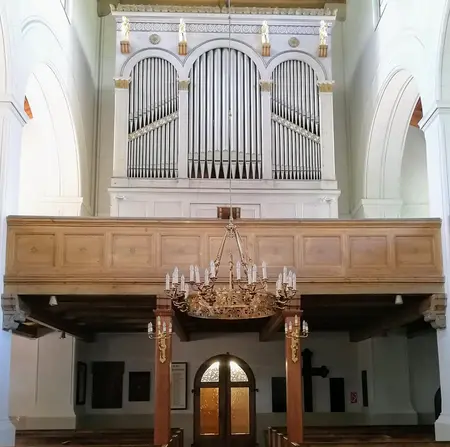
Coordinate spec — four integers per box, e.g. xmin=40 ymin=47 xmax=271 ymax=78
xmin=10 ymin=416 xmax=76 ymax=430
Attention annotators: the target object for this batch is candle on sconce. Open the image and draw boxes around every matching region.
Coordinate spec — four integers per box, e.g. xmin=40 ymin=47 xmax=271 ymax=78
xmin=236 ymin=261 xmax=241 ymax=280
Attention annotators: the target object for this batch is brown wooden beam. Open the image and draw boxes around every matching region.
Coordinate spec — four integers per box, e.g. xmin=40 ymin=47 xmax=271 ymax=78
xmin=260 ymin=312 xmax=284 ymax=341
xmin=27 ymin=306 xmax=94 ymax=342
xmin=349 ymin=297 xmax=432 ymax=343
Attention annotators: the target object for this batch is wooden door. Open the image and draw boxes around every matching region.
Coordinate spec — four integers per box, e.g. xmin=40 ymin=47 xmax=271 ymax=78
xmin=91 ymin=361 xmax=124 ymax=409
xmin=193 ymin=354 xmax=256 ymax=447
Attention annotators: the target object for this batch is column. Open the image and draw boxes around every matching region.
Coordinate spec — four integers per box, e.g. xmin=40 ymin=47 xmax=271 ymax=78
xmin=318 ymin=81 xmax=336 ymax=181
xmin=178 ymin=80 xmax=189 ymax=179
xmin=112 ymin=78 xmax=130 ymax=178
xmin=420 ymin=104 xmax=450 ymax=440
xmin=153 ymin=298 xmax=173 ymax=445
xmin=260 ymin=80 xmax=273 ymax=180
xmin=0 ymin=100 xmax=27 ymax=447
xmin=283 ymin=306 xmax=304 ymax=444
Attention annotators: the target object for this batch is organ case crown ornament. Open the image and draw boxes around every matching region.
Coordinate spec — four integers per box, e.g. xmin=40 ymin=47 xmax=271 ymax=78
xmin=120 ymin=16 xmax=131 ymax=54
xmin=178 ymin=18 xmax=188 ymax=56
xmin=318 ymin=20 xmax=329 ymax=58
xmin=261 ymin=21 xmax=271 ymax=57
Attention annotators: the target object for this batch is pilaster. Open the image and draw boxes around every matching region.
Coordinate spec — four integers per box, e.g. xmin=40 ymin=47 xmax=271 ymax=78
xmin=153 ymin=299 xmax=173 ymax=445
xmin=419 ymin=103 xmax=450 ymax=440
xmin=318 ymin=81 xmax=336 ymax=181
xmin=260 ymin=80 xmax=273 ymax=180
xmin=178 ymin=79 xmax=190 ymax=179
xmin=113 ymin=78 xmax=130 ymax=178
xmin=0 ymin=99 xmax=27 ymax=447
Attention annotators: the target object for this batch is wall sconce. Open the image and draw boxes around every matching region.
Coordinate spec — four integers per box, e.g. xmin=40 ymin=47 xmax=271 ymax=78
xmin=148 ymin=316 xmax=172 ymax=363
xmin=285 ymin=315 xmax=309 ymax=363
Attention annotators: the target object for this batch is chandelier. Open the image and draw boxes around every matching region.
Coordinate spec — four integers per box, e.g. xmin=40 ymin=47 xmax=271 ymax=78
xmin=165 ymin=218 xmax=297 ymax=319
xmin=164 ymin=0 xmax=298 ymax=320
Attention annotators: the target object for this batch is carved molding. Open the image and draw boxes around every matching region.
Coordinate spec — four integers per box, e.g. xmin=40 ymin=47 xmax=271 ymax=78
xmin=317 ymin=81 xmax=334 ymax=93
xmin=111 ymin=4 xmax=338 ymax=16
xmin=114 ymin=78 xmax=130 ymax=89
xmin=423 ymin=293 xmax=446 ymax=329
xmin=1 ymin=294 xmax=29 ymax=331
xmin=116 ymin=22 xmax=329 ymax=36
xmin=178 ymin=80 xmax=190 ymax=91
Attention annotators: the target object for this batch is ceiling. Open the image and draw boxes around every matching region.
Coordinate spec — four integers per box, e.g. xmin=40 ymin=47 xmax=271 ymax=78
xmin=410 ymin=98 xmax=423 ymax=128
xmin=98 ymin=0 xmax=346 ymax=16
xmin=15 ymin=293 xmax=431 ymax=342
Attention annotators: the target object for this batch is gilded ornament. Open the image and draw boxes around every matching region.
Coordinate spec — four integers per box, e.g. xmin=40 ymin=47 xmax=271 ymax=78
xmin=178 ymin=80 xmax=190 ymax=91
xmin=317 ymin=81 xmax=334 ymax=93
xmin=114 ymin=78 xmax=130 ymax=89
xmin=260 ymin=80 xmax=273 ymax=92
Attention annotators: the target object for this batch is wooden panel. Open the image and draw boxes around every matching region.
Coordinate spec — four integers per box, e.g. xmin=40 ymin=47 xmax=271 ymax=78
xmin=4 ymin=217 xmax=444 ymax=295
xmin=63 ymin=234 xmax=104 ymax=267
xmin=14 ymin=234 xmax=56 ymax=268
xmin=111 ymin=234 xmax=154 ymax=268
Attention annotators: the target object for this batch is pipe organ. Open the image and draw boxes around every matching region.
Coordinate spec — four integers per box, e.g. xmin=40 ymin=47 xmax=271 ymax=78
xmin=128 ymin=58 xmax=179 ymax=178
xmin=188 ymin=48 xmax=262 ymax=180
xmin=111 ymin=4 xmax=340 ymax=219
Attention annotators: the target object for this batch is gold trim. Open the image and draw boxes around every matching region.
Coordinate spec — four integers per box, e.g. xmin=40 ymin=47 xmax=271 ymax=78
xmin=114 ymin=78 xmax=130 ymax=89
xmin=318 ymin=43 xmax=328 ymax=58
xmin=179 ymin=80 xmax=190 ymax=91
xmin=317 ymin=81 xmax=334 ymax=93
xmin=260 ymin=80 xmax=273 ymax=92
xmin=158 ymin=335 xmax=167 ymax=363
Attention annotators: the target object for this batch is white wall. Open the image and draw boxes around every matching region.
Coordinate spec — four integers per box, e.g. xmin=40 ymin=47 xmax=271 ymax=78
xmin=408 ymin=332 xmax=440 ymax=424
xmin=9 ymin=333 xmax=76 ymax=429
xmin=400 ymin=126 xmax=429 ymax=217
xmin=74 ymin=331 xmax=439 ymax=445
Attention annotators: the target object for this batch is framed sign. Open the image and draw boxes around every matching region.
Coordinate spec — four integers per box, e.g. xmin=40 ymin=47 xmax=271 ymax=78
xmin=171 ymin=362 xmax=188 ymax=410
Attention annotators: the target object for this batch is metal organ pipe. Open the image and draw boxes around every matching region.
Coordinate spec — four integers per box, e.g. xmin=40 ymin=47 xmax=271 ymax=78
xmin=127 ymin=57 xmax=179 ymax=179
xmin=188 ymin=48 xmax=263 ymax=179
xmin=271 ymin=60 xmax=321 ymax=180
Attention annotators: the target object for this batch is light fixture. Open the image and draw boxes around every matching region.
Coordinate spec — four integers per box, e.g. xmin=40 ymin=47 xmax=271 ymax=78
xmin=164 ymin=0 xmax=298 ymax=321
xmin=148 ymin=317 xmax=172 ymax=363
xmin=285 ymin=315 xmax=309 ymax=363
xmin=49 ymin=296 xmax=58 ymax=306
xmin=395 ymin=294 xmax=403 ymax=305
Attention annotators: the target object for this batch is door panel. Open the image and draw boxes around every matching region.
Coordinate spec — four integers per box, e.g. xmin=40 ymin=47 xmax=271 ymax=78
xmin=194 ymin=355 xmax=255 ymax=447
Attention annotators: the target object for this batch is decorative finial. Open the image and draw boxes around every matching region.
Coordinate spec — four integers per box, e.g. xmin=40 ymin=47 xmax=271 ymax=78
xmin=178 ymin=18 xmax=188 ymax=56
xmin=318 ymin=20 xmax=329 ymax=58
xmin=120 ymin=16 xmax=130 ymax=54
xmin=261 ymin=21 xmax=271 ymax=57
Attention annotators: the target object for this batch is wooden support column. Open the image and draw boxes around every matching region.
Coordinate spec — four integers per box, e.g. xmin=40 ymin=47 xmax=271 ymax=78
xmin=153 ymin=297 xmax=173 ymax=445
xmin=283 ymin=298 xmax=304 ymax=444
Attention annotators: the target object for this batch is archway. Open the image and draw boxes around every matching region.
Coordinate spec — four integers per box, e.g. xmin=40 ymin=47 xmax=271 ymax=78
xmin=193 ymin=353 xmax=256 ymax=447
xmin=363 ymin=69 xmax=429 ymax=218
xmin=18 ymin=63 xmax=81 ymax=216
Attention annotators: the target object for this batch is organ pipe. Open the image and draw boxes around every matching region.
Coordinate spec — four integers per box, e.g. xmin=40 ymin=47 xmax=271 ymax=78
xmin=127 ymin=57 xmax=179 ymax=178
xmin=188 ymin=48 xmax=263 ymax=179
xmin=271 ymin=60 xmax=321 ymax=180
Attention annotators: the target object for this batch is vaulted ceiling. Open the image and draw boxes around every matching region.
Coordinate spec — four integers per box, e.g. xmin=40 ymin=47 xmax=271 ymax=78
xmin=98 ymin=0 xmax=346 ymax=16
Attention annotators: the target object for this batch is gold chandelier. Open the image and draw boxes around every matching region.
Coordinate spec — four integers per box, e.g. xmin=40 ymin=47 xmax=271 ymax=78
xmin=165 ymin=217 xmax=297 ymax=319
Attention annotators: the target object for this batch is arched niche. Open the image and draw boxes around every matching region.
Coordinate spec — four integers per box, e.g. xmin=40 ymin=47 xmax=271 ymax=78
xmin=193 ymin=353 xmax=256 ymax=447
xmin=17 ymin=18 xmax=89 ymax=213
xmin=19 ymin=63 xmax=81 ymax=216
xmin=364 ymin=69 xmax=420 ymax=201
xmin=267 ymin=51 xmax=327 ymax=82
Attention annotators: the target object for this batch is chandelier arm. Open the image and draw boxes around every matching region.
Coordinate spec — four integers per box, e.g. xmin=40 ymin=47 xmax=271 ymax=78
xmin=234 ymin=227 xmax=252 ymax=272
xmin=213 ymin=231 xmax=229 ymax=272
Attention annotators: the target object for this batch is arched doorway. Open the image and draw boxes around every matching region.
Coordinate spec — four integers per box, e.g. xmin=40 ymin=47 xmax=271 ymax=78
xmin=193 ymin=354 xmax=256 ymax=447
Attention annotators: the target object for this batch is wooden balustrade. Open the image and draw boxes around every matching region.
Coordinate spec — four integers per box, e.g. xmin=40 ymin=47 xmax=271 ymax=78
xmin=4 ymin=216 xmax=444 ymax=296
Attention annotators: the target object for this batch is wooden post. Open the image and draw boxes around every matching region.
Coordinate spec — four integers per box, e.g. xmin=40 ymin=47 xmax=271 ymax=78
xmin=283 ymin=306 xmax=303 ymax=444
xmin=153 ymin=298 xmax=173 ymax=445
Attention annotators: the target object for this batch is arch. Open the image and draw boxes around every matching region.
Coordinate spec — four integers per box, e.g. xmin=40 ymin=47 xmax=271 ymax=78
xmin=364 ymin=69 xmax=419 ymax=199
xmin=183 ymin=39 xmax=266 ymax=79
xmin=0 ymin=7 xmax=12 ymax=97
xmin=267 ymin=50 xmax=328 ymax=82
xmin=120 ymin=48 xmax=183 ymax=78
xmin=15 ymin=17 xmax=89 ymax=210
xmin=19 ymin=63 xmax=81 ymax=215
xmin=193 ymin=353 xmax=256 ymax=447
xmin=436 ymin=0 xmax=450 ymax=101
